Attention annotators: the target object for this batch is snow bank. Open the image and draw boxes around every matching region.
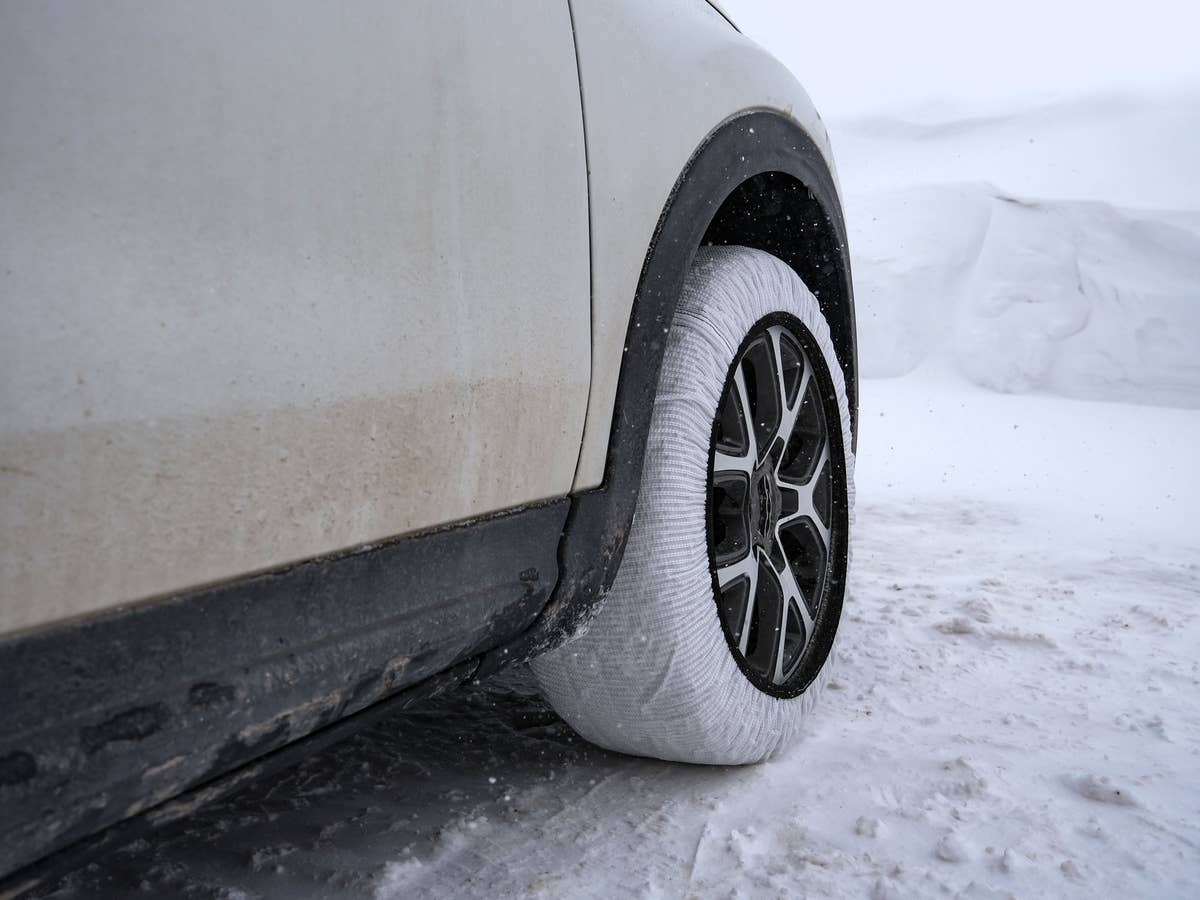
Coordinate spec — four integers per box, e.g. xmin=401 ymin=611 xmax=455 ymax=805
xmin=958 ymin=195 xmax=1200 ymax=406
xmin=839 ymin=92 xmax=1200 ymax=408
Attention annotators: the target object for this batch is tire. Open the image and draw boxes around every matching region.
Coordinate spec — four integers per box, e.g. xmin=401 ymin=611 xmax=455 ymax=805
xmin=531 ymin=245 xmax=855 ymax=764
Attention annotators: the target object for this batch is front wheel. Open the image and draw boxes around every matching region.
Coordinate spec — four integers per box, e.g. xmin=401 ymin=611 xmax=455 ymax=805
xmin=532 ymin=245 xmax=855 ymax=764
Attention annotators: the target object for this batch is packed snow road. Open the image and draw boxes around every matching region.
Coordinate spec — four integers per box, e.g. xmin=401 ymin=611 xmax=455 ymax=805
xmin=43 ymin=92 xmax=1200 ymax=898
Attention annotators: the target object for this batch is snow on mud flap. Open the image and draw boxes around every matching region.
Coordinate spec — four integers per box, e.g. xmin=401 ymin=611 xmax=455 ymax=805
xmin=533 ymin=246 xmax=855 ymax=764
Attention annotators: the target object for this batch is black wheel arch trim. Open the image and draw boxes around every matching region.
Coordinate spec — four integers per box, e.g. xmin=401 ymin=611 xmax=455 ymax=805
xmin=478 ymin=107 xmax=857 ymax=671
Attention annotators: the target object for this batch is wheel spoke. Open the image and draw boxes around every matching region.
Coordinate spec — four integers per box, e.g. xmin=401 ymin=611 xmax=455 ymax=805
xmin=713 ymin=447 xmax=754 ymax=478
xmin=807 ymin=441 xmax=832 ymax=551
xmin=811 ymin=439 xmax=829 ymax=487
xmin=777 ymin=439 xmax=830 ymax=552
xmin=731 ymin=365 xmax=760 ymax=465
xmin=716 ymin=548 xmax=757 ymax=590
xmin=773 ymin=557 xmax=814 ymax=680
xmin=716 ymin=548 xmax=760 ymax=655
xmin=768 ymin=325 xmax=810 ymax=454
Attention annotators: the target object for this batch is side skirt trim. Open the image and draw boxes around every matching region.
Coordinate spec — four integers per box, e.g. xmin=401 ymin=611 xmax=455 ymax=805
xmin=0 ymin=500 xmax=567 ymax=881
xmin=0 ymin=660 xmax=476 ymax=900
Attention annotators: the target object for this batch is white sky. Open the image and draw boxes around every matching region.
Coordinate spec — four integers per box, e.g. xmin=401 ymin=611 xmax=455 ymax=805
xmin=721 ymin=0 xmax=1200 ymax=118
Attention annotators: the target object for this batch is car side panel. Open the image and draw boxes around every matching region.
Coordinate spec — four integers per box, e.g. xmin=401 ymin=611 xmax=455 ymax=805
xmin=567 ymin=0 xmax=838 ymax=490
xmin=0 ymin=1 xmax=590 ymax=636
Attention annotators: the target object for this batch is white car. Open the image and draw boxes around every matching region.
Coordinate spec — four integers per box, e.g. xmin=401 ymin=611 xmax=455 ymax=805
xmin=0 ymin=0 xmax=856 ymax=888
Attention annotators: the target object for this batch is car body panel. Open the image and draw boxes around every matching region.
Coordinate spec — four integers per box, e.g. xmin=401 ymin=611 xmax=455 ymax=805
xmin=0 ymin=0 xmax=590 ymax=636
xmin=568 ymin=0 xmax=838 ymax=490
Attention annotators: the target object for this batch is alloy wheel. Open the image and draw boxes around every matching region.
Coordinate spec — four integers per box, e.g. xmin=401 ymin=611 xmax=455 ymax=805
xmin=708 ymin=319 xmax=835 ymax=691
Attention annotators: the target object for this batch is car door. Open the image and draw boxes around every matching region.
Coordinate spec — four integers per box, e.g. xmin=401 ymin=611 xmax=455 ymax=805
xmin=0 ymin=1 xmax=590 ymax=634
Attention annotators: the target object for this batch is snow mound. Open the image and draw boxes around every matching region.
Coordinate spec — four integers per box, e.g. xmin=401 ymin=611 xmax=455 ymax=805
xmin=840 ymin=90 xmax=1200 ymax=408
xmin=851 ymin=187 xmax=1200 ymax=407
xmin=934 ymin=830 xmax=975 ymax=863
xmin=849 ymin=184 xmax=992 ymax=378
xmin=959 ymin=195 xmax=1200 ymax=406
xmin=1063 ymin=773 xmax=1140 ymax=807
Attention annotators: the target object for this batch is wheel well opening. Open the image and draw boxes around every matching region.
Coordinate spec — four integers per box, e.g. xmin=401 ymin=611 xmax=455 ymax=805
xmin=702 ymin=171 xmax=857 ymax=434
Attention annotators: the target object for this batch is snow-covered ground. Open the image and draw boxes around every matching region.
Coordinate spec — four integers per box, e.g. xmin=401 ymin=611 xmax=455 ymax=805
xmin=45 ymin=70 xmax=1200 ymax=900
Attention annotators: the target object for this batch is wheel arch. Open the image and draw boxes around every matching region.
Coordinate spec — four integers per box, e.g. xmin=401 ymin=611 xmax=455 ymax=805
xmin=478 ymin=108 xmax=856 ymax=674
xmin=703 ymin=168 xmax=858 ymax=428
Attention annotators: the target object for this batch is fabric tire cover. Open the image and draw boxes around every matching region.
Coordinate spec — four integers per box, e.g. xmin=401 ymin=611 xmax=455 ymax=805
xmin=531 ymin=245 xmax=856 ymax=765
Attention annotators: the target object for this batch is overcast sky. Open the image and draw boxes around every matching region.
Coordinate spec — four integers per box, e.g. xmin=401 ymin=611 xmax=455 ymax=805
xmin=721 ymin=0 xmax=1200 ymax=118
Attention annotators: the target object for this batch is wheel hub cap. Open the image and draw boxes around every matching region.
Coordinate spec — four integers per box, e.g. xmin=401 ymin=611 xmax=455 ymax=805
xmin=751 ymin=458 xmax=780 ymax=549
